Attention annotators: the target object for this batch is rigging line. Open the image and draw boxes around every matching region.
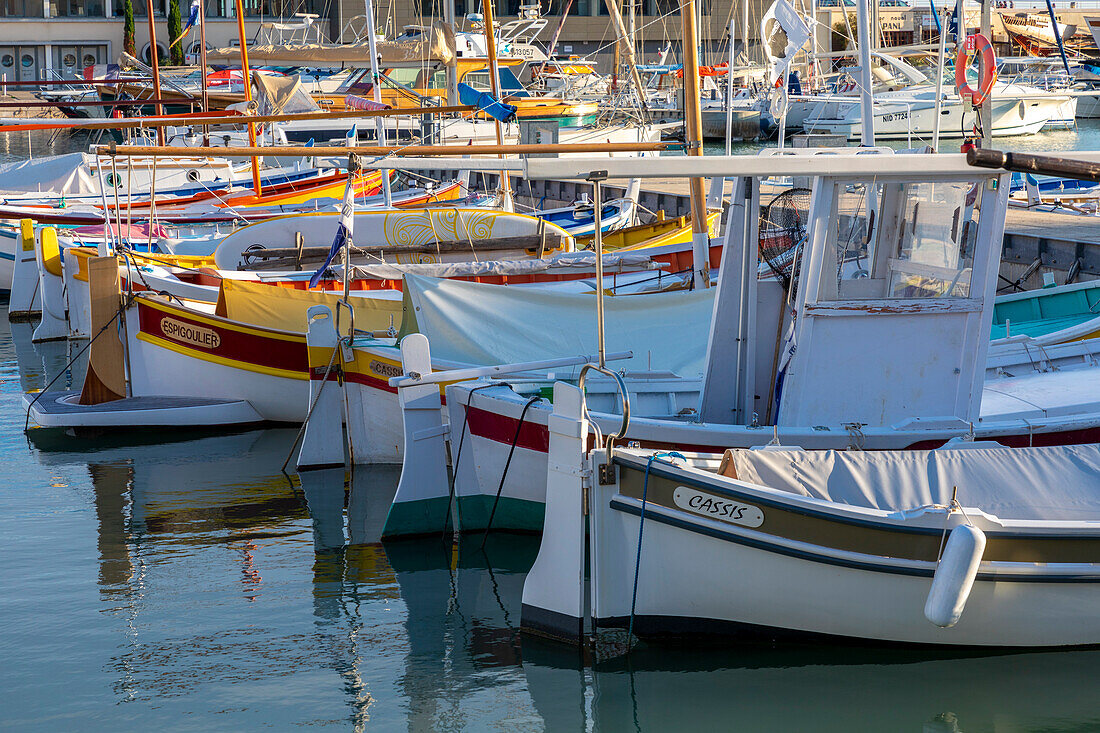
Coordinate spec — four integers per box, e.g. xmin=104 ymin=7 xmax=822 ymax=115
xmin=280 ymin=335 xmax=350 ymax=475
xmin=440 ymin=382 xmax=505 ymax=537
xmin=24 ymin=292 xmax=137 ymax=431
xmin=480 ymin=394 xmax=543 ymax=548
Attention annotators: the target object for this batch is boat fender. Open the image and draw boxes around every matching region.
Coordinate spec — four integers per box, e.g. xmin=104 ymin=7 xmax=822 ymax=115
xmin=924 ymin=523 xmax=986 ymax=628
xmin=955 ymin=34 xmax=997 ymax=108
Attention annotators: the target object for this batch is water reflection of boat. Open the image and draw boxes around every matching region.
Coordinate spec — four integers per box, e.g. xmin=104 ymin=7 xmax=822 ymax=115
xmin=521 ymin=641 xmax=1100 ymax=731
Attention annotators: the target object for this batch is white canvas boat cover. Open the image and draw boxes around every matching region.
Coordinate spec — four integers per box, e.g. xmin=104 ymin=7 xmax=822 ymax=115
xmin=403 ymin=273 xmax=713 ymax=376
xmin=728 ymin=443 xmax=1100 ymax=521
xmin=340 ymin=252 xmax=660 ymax=281
xmin=0 ymin=152 xmax=97 ymax=196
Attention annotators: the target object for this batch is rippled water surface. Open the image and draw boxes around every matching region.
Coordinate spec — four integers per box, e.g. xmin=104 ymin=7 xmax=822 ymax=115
xmin=4 ymin=314 xmax=1100 ymax=732
xmin=2 ymin=128 xmax=1100 ymax=731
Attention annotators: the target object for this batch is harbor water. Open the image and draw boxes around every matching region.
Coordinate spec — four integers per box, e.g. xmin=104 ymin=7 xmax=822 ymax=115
xmin=4 ymin=316 xmax=1100 ymax=731
xmin=3 ymin=130 xmax=1100 ymax=731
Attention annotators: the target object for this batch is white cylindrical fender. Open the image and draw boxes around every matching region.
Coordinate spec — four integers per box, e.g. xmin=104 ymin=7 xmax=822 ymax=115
xmin=924 ymin=523 xmax=987 ymax=628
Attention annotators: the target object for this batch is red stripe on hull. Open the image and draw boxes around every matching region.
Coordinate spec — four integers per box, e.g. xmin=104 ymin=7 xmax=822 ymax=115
xmin=464 ymin=401 xmax=1100 ymax=456
xmin=465 ymin=405 xmax=551 ymax=453
xmin=137 ymin=300 xmax=308 ymax=374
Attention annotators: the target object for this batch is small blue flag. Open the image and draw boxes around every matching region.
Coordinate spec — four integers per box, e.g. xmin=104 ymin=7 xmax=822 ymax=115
xmin=309 ymin=174 xmax=356 ymax=288
xmin=458 ymin=83 xmax=517 ymax=123
xmin=184 ymin=0 xmax=201 ymax=33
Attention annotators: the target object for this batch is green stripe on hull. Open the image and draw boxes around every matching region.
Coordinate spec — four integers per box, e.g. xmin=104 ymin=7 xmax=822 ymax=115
xmin=457 ymin=494 xmax=545 ymax=533
xmin=382 ymin=496 xmax=452 ymax=539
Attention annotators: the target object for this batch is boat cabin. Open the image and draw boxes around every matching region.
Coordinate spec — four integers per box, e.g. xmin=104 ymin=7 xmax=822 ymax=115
xmin=700 ymin=152 xmax=1009 ymax=434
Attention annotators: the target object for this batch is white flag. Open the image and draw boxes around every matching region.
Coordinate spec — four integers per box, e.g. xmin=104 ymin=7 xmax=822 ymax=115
xmin=760 ymin=0 xmax=811 ymax=118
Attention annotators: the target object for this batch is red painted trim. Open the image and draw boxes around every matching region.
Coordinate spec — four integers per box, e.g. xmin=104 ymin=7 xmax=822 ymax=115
xmin=465 ymin=405 xmax=551 ymax=453
xmin=137 ymin=300 xmax=308 ymax=374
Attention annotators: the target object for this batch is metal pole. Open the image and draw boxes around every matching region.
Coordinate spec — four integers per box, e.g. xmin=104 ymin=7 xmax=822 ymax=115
xmin=682 ymin=0 xmax=710 ymax=289
xmin=856 ymin=0 xmax=875 ymax=146
xmin=743 ymin=0 xmax=749 ymax=63
xmin=1043 ymin=0 xmax=1072 ymax=75
xmin=233 ymin=0 xmax=262 ymax=196
xmin=481 ymin=0 xmax=514 ymax=212
xmin=726 ymin=13 xmax=735 ymax=156
xmin=145 ymin=0 xmax=165 ymax=145
xmin=588 ymin=170 xmax=608 ymax=368
xmin=980 ymin=0 xmax=991 ymax=148
xmin=198 ymin=0 xmax=209 ymax=144
xmin=932 ymin=6 xmax=948 ymax=150
xmin=363 ymin=0 xmax=392 ymax=207
xmin=443 ymin=0 xmax=458 ymax=106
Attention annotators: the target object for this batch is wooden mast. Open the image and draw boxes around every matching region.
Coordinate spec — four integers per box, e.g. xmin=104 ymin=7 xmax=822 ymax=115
xmin=480 ymin=0 xmax=514 ymax=211
xmin=233 ymin=0 xmax=262 ymax=196
xmin=681 ymin=0 xmax=710 ymax=289
xmin=145 ymin=0 xmax=165 ymax=145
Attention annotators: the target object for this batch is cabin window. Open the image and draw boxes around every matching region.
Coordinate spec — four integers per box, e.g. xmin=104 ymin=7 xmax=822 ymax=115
xmin=819 ymin=179 xmax=978 ymax=301
xmin=886 ymin=181 xmax=975 ymax=298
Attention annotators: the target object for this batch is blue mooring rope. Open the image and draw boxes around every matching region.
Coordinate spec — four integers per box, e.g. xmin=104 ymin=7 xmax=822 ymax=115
xmin=627 ymin=451 xmax=685 ymax=648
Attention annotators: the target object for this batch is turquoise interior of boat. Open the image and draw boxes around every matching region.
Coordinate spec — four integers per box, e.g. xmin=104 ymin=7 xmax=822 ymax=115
xmin=991 ymin=282 xmax=1100 ymax=340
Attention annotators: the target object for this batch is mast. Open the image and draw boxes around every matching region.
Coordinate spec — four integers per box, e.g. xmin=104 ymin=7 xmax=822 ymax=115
xmin=199 ymin=0 xmax=209 ymax=144
xmin=481 ymin=0 xmax=513 ymax=212
xmin=605 ymin=0 xmax=649 ymax=119
xmin=980 ymin=0 xmax=991 ymax=148
xmin=443 ymin=0 xmax=458 ymax=106
xmin=363 ymin=0 xmax=393 ymax=207
xmin=855 ymin=0 xmax=874 ymax=146
xmin=233 ymin=0 xmax=262 ymax=196
xmin=145 ymin=0 xmax=165 ymax=145
xmin=726 ymin=13 xmax=735 ymax=156
xmin=1043 ymin=0 xmax=1071 ymax=76
xmin=681 ymin=0 xmax=710 ymax=289
xmin=932 ymin=5 xmax=948 ymax=150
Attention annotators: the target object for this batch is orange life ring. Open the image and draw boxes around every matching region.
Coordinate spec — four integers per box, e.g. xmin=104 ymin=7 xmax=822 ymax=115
xmin=955 ymin=33 xmax=997 ymax=107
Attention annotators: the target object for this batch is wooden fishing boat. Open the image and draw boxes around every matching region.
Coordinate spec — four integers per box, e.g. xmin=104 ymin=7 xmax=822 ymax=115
xmin=991 ymin=279 xmax=1100 ymax=347
xmin=384 ymin=154 xmax=1100 ymax=541
xmin=495 ymin=154 xmax=1100 ymax=648
xmin=547 ymin=438 xmax=1100 ymax=646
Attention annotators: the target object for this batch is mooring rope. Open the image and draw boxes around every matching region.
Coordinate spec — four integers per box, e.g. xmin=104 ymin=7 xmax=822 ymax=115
xmin=24 ymin=291 xmax=137 ymax=431
xmin=627 ymin=451 xmax=684 ymax=650
xmin=280 ymin=335 xmax=349 ymax=475
xmin=440 ymin=382 xmax=503 ymax=538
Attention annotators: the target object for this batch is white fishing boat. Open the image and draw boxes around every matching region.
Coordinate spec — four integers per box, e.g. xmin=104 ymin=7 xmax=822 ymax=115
xmin=494 ymin=151 xmax=1100 ymax=648
xmin=385 ymin=150 xmax=1100 ymax=542
xmin=803 ymin=81 xmax=1074 ymax=140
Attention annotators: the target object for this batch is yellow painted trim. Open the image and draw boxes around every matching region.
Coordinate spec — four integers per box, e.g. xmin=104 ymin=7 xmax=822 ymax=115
xmin=139 ymin=295 xmax=305 ymax=342
xmin=136 ymin=332 xmax=308 ymax=381
xmin=40 ymin=228 xmax=63 ymax=277
xmin=20 ymin=219 xmax=34 ymax=252
xmin=67 ymin=246 xmax=98 ymax=283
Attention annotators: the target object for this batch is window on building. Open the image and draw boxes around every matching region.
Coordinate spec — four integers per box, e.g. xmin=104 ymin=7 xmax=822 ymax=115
xmin=200 ymin=0 xmax=324 ymax=17
xmin=651 ymin=0 xmax=679 ymax=15
xmin=131 ymin=0 xmax=166 ymax=17
xmin=51 ymin=0 xmax=106 ymax=16
xmin=0 ymin=0 xmax=45 ymax=16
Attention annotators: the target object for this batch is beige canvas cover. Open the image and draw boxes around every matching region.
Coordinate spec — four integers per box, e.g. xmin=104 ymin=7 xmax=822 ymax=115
xmin=252 ymin=72 xmax=319 ymax=115
xmin=219 ymin=279 xmax=404 ymax=334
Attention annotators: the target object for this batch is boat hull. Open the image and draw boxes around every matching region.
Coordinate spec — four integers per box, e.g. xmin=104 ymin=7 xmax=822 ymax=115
xmin=587 ymin=453 xmax=1100 ymax=646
